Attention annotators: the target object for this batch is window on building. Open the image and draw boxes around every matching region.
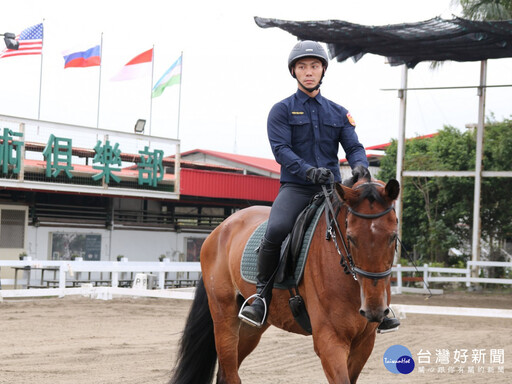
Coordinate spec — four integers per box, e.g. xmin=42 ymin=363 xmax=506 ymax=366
xmin=185 ymin=237 xmax=206 ymax=261
xmin=0 ymin=209 xmax=26 ymax=248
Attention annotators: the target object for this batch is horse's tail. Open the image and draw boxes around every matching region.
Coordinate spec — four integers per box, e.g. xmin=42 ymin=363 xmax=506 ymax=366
xmin=169 ymin=278 xmax=217 ymax=384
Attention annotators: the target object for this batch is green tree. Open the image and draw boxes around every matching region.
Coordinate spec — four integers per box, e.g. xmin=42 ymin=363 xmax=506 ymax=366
xmin=377 ymin=119 xmax=512 ymax=267
xmin=480 ymin=118 xmax=512 ymax=276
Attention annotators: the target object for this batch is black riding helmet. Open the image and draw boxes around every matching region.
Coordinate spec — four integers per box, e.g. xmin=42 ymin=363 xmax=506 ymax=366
xmin=288 ymin=40 xmax=329 ymax=76
xmin=288 ymin=40 xmax=329 ymax=92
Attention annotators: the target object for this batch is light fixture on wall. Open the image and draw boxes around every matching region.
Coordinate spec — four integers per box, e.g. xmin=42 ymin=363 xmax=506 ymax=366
xmin=134 ymin=119 xmax=146 ymax=134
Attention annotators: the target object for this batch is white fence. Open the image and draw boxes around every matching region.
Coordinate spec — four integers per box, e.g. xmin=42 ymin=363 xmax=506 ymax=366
xmin=1 ymin=259 xmax=510 ymax=299
xmin=392 ymin=261 xmax=512 ymax=294
xmin=0 ymin=259 xmax=201 ymax=300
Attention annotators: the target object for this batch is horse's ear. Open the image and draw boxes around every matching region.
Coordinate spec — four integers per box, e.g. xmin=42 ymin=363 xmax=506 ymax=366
xmin=335 ymin=183 xmax=358 ymax=203
xmin=335 ymin=182 xmax=346 ymax=199
xmin=385 ymin=179 xmax=400 ymax=201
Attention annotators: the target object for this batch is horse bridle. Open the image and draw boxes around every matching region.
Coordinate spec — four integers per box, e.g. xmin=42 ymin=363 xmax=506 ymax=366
xmin=322 ymin=183 xmax=395 ymax=282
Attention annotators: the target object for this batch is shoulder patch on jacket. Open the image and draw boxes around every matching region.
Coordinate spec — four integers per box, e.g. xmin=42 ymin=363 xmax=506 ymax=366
xmin=347 ymin=112 xmax=356 ymax=126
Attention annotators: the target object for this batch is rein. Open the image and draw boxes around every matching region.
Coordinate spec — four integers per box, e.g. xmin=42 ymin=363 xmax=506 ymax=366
xmin=321 ymin=184 xmax=394 ymax=282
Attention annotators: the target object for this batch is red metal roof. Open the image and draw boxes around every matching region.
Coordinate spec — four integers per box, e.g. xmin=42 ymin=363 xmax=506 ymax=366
xmin=180 ymin=149 xmax=281 ymax=174
xmin=15 ymin=159 xmax=278 ymax=202
xmin=180 ymin=168 xmax=280 ymax=202
xmin=365 ymin=133 xmax=438 ymax=151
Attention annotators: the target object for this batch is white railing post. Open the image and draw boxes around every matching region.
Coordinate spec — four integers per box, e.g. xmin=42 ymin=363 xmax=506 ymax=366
xmin=111 ymin=271 xmax=119 ymax=288
xmin=158 ymin=271 xmax=165 ymax=289
xmin=75 ymin=257 xmax=83 ymax=281
xmin=423 ymin=264 xmax=429 ymax=292
xmin=466 ymin=261 xmax=472 ymax=288
xmin=58 ymin=263 xmax=66 ymax=293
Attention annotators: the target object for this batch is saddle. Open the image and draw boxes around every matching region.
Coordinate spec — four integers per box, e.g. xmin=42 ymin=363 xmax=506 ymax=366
xmin=275 ymin=192 xmax=325 ymax=284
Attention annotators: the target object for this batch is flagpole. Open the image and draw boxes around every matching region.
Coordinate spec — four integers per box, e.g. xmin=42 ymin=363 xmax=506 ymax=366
xmin=149 ymin=45 xmax=155 ymax=136
xmin=96 ymin=33 xmax=104 ymax=128
xmin=37 ymin=19 xmax=45 ymax=120
xmin=176 ymin=51 xmax=183 ymax=140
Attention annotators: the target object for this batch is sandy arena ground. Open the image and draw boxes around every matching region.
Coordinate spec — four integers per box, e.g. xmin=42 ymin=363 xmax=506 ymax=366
xmin=0 ymin=290 xmax=511 ymax=384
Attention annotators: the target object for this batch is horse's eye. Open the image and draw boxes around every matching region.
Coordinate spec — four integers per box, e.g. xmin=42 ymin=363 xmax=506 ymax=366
xmin=347 ymin=234 xmax=356 ymax=246
xmin=389 ymin=233 xmax=397 ymax=245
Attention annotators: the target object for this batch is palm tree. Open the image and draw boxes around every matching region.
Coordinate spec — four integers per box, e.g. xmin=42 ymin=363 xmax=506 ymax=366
xmin=430 ymin=1 xmax=512 ymax=68
xmin=454 ymin=0 xmax=512 ymax=20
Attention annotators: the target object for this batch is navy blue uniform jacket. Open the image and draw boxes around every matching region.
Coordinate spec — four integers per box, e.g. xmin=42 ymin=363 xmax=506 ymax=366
xmin=267 ymin=89 xmax=369 ymax=185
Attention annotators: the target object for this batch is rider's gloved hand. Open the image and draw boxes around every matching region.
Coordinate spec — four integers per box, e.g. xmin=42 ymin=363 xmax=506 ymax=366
xmin=351 ymin=165 xmax=371 ymax=183
xmin=306 ymin=167 xmax=333 ymax=184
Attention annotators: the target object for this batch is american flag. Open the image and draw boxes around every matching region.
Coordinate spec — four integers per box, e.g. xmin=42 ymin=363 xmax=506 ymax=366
xmin=0 ymin=23 xmax=43 ymax=59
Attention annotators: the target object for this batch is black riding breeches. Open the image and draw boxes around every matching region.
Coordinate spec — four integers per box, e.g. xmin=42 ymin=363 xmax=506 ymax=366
xmin=264 ymin=183 xmax=323 ymax=246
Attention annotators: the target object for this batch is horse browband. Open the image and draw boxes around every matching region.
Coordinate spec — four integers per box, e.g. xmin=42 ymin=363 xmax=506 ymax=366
xmin=322 ymin=183 xmax=394 ymax=281
xmin=348 ymin=206 xmax=394 ymax=219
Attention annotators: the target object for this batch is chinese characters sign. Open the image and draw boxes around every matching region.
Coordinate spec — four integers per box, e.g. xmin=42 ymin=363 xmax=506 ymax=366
xmin=0 ymin=128 xmax=23 ymax=174
xmin=43 ymin=134 xmax=74 ymax=178
xmin=92 ymin=140 xmax=122 ymax=184
xmin=1 ymin=128 xmax=166 ymax=187
xmin=138 ymin=146 xmax=164 ymax=187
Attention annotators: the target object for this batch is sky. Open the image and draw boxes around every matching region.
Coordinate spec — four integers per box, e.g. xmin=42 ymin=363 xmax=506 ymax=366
xmin=1 ymin=0 xmax=512 ymax=160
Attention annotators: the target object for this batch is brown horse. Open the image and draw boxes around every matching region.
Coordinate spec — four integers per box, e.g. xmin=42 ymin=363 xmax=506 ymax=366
xmin=169 ymin=178 xmax=400 ymax=384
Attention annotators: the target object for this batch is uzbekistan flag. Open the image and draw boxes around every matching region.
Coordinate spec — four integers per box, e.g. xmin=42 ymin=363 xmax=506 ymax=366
xmin=0 ymin=23 xmax=43 ymax=59
xmin=111 ymin=48 xmax=153 ymax=81
xmin=63 ymin=45 xmax=101 ymax=68
xmin=152 ymin=55 xmax=182 ymax=98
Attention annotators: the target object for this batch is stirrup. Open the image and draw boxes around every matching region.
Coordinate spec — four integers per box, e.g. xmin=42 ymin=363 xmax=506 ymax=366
xmin=238 ymin=293 xmax=268 ymax=328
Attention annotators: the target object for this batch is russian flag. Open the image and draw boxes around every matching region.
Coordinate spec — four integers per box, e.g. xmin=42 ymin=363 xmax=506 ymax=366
xmin=63 ymin=45 xmax=101 ymax=68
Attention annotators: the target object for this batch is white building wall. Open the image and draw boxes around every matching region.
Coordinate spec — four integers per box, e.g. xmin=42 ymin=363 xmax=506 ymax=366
xmin=111 ymin=229 xmax=174 ymax=262
xmin=26 ymin=226 xmax=208 ymax=263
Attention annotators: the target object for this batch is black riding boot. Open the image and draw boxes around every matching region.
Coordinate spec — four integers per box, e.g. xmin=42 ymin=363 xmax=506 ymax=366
xmin=239 ymin=237 xmax=281 ymax=327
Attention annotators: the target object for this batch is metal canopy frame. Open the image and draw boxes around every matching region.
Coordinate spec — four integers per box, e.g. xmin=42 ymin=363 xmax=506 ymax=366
xmin=394 ymin=62 xmax=512 ymax=268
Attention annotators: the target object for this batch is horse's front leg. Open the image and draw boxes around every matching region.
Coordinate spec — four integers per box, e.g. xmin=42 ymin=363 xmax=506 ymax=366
xmin=347 ymin=325 xmax=377 ymax=383
xmin=312 ymin=329 xmax=352 ymax=384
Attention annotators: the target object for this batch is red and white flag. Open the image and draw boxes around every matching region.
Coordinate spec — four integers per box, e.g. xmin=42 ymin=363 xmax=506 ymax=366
xmin=111 ymin=48 xmax=153 ymax=81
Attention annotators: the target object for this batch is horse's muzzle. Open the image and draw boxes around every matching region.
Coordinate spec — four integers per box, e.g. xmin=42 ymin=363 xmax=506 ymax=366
xmin=359 ymin=307 xmax=389 ymax=323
